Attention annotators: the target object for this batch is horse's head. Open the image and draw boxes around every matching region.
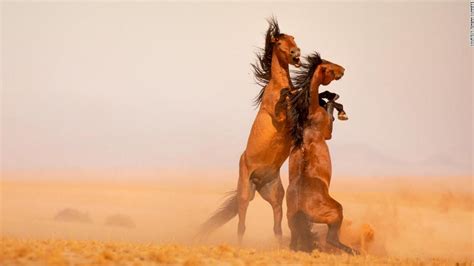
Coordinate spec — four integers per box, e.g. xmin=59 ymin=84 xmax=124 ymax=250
xmin=314 ymin=60 xmax=345 ymax=86
xmin=252 ymin=18 xmax=301 ymax=105
xmin=271 ymin=34 xmax=301 ymax=67
xmin=289 ymin=53 xmax=346 ymax=146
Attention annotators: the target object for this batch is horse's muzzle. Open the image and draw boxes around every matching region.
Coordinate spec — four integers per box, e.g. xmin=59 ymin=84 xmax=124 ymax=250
xmin=291 ymin=47 xmax=301 ymax=67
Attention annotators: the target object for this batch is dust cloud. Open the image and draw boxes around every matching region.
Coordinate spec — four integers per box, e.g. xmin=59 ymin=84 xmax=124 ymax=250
xmin=1 ymin=171 xmax=472 ymax=263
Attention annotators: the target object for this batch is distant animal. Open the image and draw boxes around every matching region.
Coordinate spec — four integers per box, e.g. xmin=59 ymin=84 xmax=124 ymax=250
xmin=199 ymin=17 xmax=301 ymax=244
xmin=285 ymin=52 xmax=358 ymax=255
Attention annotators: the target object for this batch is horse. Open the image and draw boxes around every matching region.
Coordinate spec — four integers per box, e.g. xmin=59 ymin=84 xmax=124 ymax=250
xmin=199 ymin=18 xmax=301 ymax=244
xmin=285 ymin=52 xmax=358 ymax=255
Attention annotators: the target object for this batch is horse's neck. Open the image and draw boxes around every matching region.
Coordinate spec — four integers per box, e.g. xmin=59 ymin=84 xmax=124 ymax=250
xmin=309 ymin=80 xmax=321 ymax=115
xmin=259 ymin=54 xmax=291 ymax=114
xmin=269 ymin=53 xmax=290 ymax=89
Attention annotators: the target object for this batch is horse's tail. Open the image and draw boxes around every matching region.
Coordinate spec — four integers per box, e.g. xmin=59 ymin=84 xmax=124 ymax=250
xmin=198 ymin=190 xmax=239 ymax=237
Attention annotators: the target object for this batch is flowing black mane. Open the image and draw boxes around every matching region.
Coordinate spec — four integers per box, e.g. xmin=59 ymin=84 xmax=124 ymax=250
xmin=288 ymin=52 xmax=323 ymax=147
xmin=251 ymin=17 xmax=284 ymax=106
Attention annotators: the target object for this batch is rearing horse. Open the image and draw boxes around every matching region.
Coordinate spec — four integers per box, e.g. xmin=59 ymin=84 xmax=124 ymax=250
xmin=286 ymin=52 xmax=357 ymax=254
xmin=200 ymin=18 xmax=301 ymax=243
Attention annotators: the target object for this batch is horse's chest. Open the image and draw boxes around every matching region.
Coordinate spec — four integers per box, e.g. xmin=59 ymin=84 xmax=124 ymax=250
xmin=309 ymin=108 xmax=331 ymax=130
xmin=273 ymin=95 xmax=288 ymax=121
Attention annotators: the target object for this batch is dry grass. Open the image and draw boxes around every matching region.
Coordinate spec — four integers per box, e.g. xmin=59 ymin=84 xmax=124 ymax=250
xmin=1 ymin=174 xmax=473 ymax=265
xmin=1 ymin=238 xmax=470 ymax=266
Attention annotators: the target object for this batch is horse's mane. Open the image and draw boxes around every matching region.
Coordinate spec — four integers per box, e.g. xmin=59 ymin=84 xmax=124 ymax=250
xmin=251 ymin=17 xmax=284 ymax=106
xmin=288 ymin=52 xmax=323 ymax=147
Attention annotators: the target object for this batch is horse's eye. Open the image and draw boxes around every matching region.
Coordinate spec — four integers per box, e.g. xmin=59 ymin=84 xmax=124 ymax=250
xmin=277 ymin=42 xmax=282 ymax=46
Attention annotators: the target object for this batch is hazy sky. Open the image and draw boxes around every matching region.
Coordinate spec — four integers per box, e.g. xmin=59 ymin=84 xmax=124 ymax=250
xmin=1 ymin=1 xmax=472 ymax=176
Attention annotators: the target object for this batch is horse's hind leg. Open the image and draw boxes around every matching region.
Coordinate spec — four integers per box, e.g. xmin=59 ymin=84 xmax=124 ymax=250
xmin=287 ymin=211 xmax=300 ymax=251
xmin=327 ymin=222 xmax=358 ymax=255
xmin=324 ymin=199 xmax=359 ymax=255
xmin=288 ymin=215 xmax=299 ymax=251
xmin=258 ymin=176 xmax=284 ymax=243
xmin=298 ymin=212 xmax=315 ymax=252
xmin=237 ymin=153 xmax=256 ymax=245
xmin=286 ymin=180 xmax=299 ymax=250
xmin=288 ymin=211 xmax=314 ymax=252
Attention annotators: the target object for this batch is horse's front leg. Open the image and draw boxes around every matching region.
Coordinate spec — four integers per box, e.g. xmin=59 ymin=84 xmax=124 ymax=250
xmin=332 ymin=102 xmax=348 ymax=120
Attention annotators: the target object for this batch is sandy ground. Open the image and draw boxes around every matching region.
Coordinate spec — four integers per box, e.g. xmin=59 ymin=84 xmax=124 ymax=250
xmin=0 ymin=171 xmax=473 ymax=265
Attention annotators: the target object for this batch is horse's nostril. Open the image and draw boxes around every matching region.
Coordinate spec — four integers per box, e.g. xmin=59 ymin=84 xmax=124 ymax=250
xmin=291 ymin=51 xmax=295 ymax=54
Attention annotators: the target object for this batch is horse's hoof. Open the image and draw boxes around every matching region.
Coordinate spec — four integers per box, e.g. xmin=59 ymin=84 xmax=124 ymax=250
xmin=338 ymin=113 xmax=348 ymax=121
xmin=350 ymin=248 xmax=360 ymax=256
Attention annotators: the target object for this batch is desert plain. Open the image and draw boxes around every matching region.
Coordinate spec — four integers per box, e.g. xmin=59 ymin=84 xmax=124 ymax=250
xmin=1 ymin=170 xmax=472 ymax=265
